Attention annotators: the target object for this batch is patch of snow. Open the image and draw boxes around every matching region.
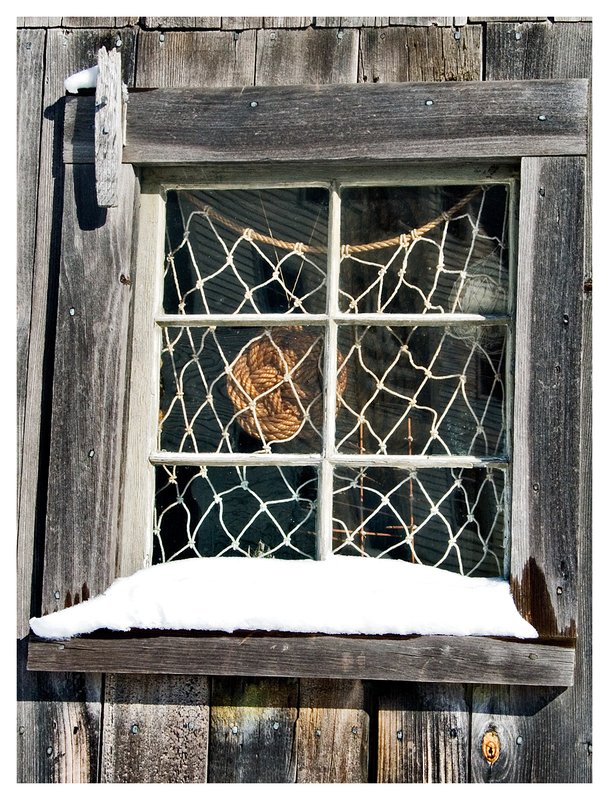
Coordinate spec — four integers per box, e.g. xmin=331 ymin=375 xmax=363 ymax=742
xmin=64 ymin=65 xmax=99 ymax=94
xmin=30 ymin=556 xmax=537 ymax=640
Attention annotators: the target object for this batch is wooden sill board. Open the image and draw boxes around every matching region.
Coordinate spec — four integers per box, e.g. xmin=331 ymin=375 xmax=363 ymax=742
xmin=27 ymin=632 xmax=575 ymax=686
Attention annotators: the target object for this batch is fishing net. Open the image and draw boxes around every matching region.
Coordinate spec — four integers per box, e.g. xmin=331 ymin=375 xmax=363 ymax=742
xmin=154 ymin=184 xmax=511 ymax=576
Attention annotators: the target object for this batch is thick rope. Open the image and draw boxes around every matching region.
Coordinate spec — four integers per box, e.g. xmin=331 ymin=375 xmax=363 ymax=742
xmin=182 ymin=187 xmax=483 ymax=257
xmin=226 ymin=328 xmax=347 ymax=443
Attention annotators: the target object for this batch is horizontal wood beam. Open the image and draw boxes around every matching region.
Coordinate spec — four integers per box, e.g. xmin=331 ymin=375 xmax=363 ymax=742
xmin=64 ymin=79 xmax=588 ymax=165
xmin=28 ymin=633 xmax=575 ymax=686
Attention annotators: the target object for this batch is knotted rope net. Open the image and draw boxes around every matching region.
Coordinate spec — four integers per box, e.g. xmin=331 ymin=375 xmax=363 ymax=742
xmin=156 ymin=185 xmax=510 ymax=576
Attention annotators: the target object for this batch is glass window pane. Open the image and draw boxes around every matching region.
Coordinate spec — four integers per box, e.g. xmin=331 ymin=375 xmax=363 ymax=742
xmin=164 ymin=188 xmax=329 ymax=315
xmin=154 ymin=465 xmax=318 ymax=562
xmin=335 ymin=324 xmax=506 ymax=457
xmin=332 ymin=466 xmax=505 ymax=577
xmin=159 ymin=326 xmax=326 ymax=454
xmin=340 ymin=184 xmax=509 ymax=315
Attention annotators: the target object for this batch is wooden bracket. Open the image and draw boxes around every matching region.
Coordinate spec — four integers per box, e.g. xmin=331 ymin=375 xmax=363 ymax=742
xmin=95 ymin=47 xmax=127 ymax=208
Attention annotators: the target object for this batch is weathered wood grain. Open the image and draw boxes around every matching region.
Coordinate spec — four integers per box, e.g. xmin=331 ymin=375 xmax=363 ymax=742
xmin=18 ymin=17 xmax=62 ymax=27
xmin=17 ymin=29 xmax=138 ymax=786
xmin=17 ymin=642 xmax=102 ymax=783
xmin=263 ymin=18 xmax=313 ymax=28
xmin=511 ymin=157 xmax=585 ymax=639
xmin=315 ymin=18 xmax=389 ymax=27
xmin=377 ymin=683 xmax=470 ymax=782
xmin=135 ymin=30 xmax=256 ymax=88
xmin=486 ymin=21 xmax=592 ymax=80
xmin=141 ymin=17 xmax=201 ymax=29
xmin=208 ymin=678 xmax=298 ymax=782
xmin=295 ymin=680 xmax=369 ymax=781
xmin=41 ymin=163 xmax=138 ymax=617
xmin=221 ymin=17 xmax=263 ymax=29
xmin=359 ymin=25 xmax=482 ymax=82
xmin=116 ymin=192 xmax=164 ymax=577
xmin=255 ymin=28 xmax=358 ymax=85
xmin=100 ymin=674 xmax=210 ymax=782
xmin=483 ymin=19 xmax=592 ymax=785
xmin=388 ymin=17 xmax=453 ymax=26
xmin=61 ymin=18 xmax=121 ymax=28
xmin=18 ymin=25 xmax=137 ymax=638
xmin=16 ymin=28 xmax=45 ymax=635
xmin=469 ymin=684 xmax=589 ymax=782
xmin=28 ymin=634 xmax=575 ymax=686
xmin=63 ymin=79 xmax=589 ymax=166
xmin=95 ymin=47 xmax=123 ymax=207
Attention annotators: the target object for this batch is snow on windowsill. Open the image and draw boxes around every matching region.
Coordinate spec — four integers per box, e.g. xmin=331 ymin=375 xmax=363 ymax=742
xmin=29 ymin=556 xmax=537 ymax=640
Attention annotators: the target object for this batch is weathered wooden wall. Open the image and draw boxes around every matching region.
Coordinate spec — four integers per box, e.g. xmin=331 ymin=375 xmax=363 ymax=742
xmin=17 ymin=16 xmax=592 ymax=783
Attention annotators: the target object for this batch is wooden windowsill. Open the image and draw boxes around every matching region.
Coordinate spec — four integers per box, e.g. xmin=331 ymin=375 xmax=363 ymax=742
xmin=26 ymin=631 xmax=575 ymax=686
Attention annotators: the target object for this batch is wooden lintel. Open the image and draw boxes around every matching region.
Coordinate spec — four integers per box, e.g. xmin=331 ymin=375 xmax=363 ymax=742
xmin=66 ymin=79 xmax=589 ymax=166
xmin=95 ymin=47 xmax=124 ymax=207
xmin=27 ymin=633 xmax=575 ymax=686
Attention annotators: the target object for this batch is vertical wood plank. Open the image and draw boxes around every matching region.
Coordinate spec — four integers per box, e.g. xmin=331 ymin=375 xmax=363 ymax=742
xmin=511 ymin=157 xmax=585 ymax=638
xmin=478 ymin=21 xmax=592 ymax=783
xmin=17 ymin=643 xmax=102 ymax=783
xmin=470 ymin=685 xmax=587 ymax=782
xmin=16 ymin=27 xmax=46 ymax=635
xmin=18 ymin=25 xmax=138 ymax=637
xmin=208 ymin=678 xmax=298 ymax=782
xmin=295 ymin=679 xmax=370 ymax=782
xmin=486 ymin=21 xmax=592 ymax=80
xmin=359 ymin=25 xmax=482 ymax=83
xmin=116 ymin=191 xmax=164 ymax=576
xmin=135 ymin=30 xmax=256 ymax=88
xmin=255 ymin=28 xmax=358 ymax=85
xmin=95 ymin=47 xmax=123 ymax=208
xmin=18 ymin=26 xmax=138 ymax=785
xmin=41 ymin=163 xmax=138 ymax=616
xmin=376 ymin=683 xmax=470 ymax=783
xmin=101 ymin=674 xmax=210 ymax=782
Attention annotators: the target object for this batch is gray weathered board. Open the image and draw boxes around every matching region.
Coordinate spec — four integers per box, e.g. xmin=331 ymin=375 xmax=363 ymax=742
xmin=63 ymin=79 xmax=588 ymax=166
xmin=41 ymin=164 xmax=138 ymax=617
xmin=28 ymin=634 xmax=575 ymax=686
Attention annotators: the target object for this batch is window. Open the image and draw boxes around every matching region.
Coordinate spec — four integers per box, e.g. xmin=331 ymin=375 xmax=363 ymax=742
xmin=153 ymin=180 xmax=512 ymax=577
xmin=28 ymin=77 xmax=588 ymax=685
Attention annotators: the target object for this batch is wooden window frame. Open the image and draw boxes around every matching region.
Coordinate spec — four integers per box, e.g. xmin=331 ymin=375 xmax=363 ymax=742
xmin=27 ymin=79 xmax=589 ymax=686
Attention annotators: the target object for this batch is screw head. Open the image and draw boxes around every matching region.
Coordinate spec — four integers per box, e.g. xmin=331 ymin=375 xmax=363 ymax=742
xmin=425 ymin=99 xmax=434 ymax=106
xmin=250 ymin=100 xmax=258 ymax=108
xmin=538 ymin=114 xmax=547 ymax=121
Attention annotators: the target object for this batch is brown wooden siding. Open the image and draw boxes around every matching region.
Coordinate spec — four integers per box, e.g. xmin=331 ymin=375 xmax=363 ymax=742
xmin=17 ymin=17 xmax=592 ymax=783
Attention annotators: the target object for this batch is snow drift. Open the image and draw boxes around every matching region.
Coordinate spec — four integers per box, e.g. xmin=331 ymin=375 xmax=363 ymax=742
xmin=30 ymin=556 xmax=537 ymax=640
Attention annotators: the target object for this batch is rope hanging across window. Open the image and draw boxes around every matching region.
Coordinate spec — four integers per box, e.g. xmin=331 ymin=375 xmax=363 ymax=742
xmin=182 ymin=186 xmax=483 ymax=257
